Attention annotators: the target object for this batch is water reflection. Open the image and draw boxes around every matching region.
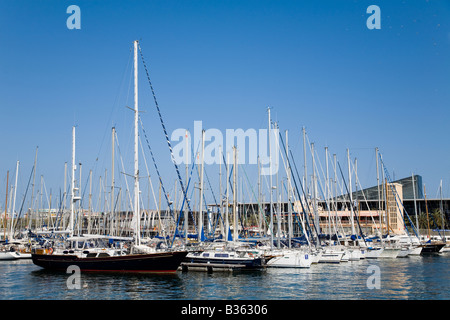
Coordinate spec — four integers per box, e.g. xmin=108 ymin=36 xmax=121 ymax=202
xmin=1 ymin=254 xmax=448 ymax=299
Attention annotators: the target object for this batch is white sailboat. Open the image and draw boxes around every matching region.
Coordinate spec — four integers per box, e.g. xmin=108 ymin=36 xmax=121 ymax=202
xmin=266 ymin=248 xmax=312 ymax=268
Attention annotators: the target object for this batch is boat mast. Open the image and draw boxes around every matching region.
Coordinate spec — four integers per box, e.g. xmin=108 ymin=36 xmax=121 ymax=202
xmin=198 ymin=130 xmax=205 ymax=242
xmin=3 ymin=171 xmax=8 ymax=241
xmin=347 ymin=149 xmax=355 ymax=237
xmin=439 ymin=179 xmax=446 ymax=240
xmin=376 ymin=148 xmax=382 ymax=238
xmin=325 ymin=146 xmax=331 ymax=243
xmin=302 ymin=127 xmax=307 ymax=197
xmin=233 ymin=146 xmax=238 ymax=241
xmin=219 ymin=144 xmax=224 ymax=237
xmin=424 ymin=185 xmax=431 ymax=240
xmin=412 ymin=173 xmax=419 ymax=239
xmin=133 ymin=40 xmax=141 ymax=246
xmin=185 ymin=129 xmax=189 ymax=245
xmin=111 ymin=127 xmax=115 ymax=236
xmin=286 ymin=130 xmax=292 ymax=249
xmin=226 ymin=152 xmax=230 ymax=241
xmin=88 ymin=169 xmax=92 ymax=235
xmin=10 ymin=161 xmax=19 ymax=240
xmin=268 ymin=107 xmax=274 ymax=250
xmin=69 ymin=126 xmax=75 ymax=237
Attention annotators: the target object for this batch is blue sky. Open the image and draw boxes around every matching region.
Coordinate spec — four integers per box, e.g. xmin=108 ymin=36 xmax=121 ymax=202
xmin=1 ymin=0 xmax=450 ymax=212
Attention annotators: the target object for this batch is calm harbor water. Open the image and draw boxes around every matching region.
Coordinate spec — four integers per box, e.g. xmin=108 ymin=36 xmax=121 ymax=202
xmin=0 ymin=254 xmax=448 ymax=300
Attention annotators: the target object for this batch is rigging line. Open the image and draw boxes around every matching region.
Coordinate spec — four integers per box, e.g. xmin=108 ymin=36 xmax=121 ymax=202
xmin=138 ymin=116 xmax=175 ymax=221
xmin=170 ymin=139 xmax=200 ymax=246
xmin=378 ymin=155 xmax=420 ymax=239
xmin=222 ymin=152 xmax=234 ymax=195
xmin=114 ymin=130 xmax=133 ymax=211
xmin=337 ymin=161 xmax=367 ymax=245
xmin=192 ymin=148 xmax=216 ymax=239
xmin=280 ymin=135 xmax=315 ymax=244
xmin=138 ymin=132 xmax=158 ymax=211
xmin=241 ymin=164 xmax=270 ymax=228
xmin=138 ymin=44 xmax=191 ymax=219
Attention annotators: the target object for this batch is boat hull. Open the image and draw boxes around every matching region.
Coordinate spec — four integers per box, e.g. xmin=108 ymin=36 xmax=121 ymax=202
xmin=379 ymin=247 xmax=400 ymax=258
xmin=420 ymin=243 xmax=446 ymax=254
xmin=32 ymin=251 xmax=188 ymax=273
xmin=0 ymin=251 xmax=19 ymax=260
xmin=181 ymin=251 xmax=265 ymax=271
xmin=267 ymin=251 xmax=312 ymax=268
xmin=0 ymin=251 xmax=31 ymax=260
xmin=318 ymin=250 xmax=344 ymax=264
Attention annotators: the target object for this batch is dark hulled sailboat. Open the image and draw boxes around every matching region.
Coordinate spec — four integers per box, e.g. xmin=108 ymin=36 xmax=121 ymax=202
xmin=32 ymin=40 xmax=187 ymax=273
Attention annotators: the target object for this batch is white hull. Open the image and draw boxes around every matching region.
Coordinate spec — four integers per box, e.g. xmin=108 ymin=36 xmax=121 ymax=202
xmin=379 ymin=247 xmax=400 ymax=258
xmin=359 ymin=248 xmax=366 ymax=259
xmin=397 ymin=245 xmax=422 ymax=257
xmin=0 ymin=251 xmax=18 ymax=260
xmin=365 ymin=247 xmax=382 ymax=259
xmin=0 ymin=251 xmax=31 ymax=260
xmin=318 ymin=249 xmax=344 ymax=263
xmin=408 ymin=246 xmax=422 ymax=255
xmin=341 ymin=250 xmax=350 ymax=262
xmin=267 ymin=250 xmax=312 ymax=268
xmin=397 ymin=247 xmax=410 ymax=258
xmin=440 ymin=245 xmax=450 ymax=253
xmin=348 ymin=247 xmax=362 ymax=261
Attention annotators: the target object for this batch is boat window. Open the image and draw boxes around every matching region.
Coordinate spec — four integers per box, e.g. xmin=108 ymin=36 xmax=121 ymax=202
xmin=214 ymin=253 xmax=229 ymax=258
xmin=202 ymin=253 xmax=210 ymax=257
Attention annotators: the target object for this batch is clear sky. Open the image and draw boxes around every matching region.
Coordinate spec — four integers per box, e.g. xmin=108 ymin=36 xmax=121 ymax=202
xmin=1 ymin=0 xmax=450 ymax=212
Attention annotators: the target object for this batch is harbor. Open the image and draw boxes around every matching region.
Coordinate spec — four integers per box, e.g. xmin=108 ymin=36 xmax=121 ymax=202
xmin=1 ymin=1 xmax=449 ymax=304
xmin=1 ymin=254 xmax=449 ymax=300
xmin=0 ymin=39 xmax=448 ymax=301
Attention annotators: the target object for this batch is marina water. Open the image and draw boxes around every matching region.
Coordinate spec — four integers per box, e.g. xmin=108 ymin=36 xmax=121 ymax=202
xmin=1 ymin=254 xmax=448 ymax=300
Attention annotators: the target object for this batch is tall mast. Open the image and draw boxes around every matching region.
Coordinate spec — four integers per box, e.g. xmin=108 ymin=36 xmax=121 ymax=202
xmin=63 ymin=162 xmax=67 ymax=230
xmin=28 ymin=147 xmax=38 ymax=232
xmin=185 ymin=129 xmax=189 ymax=245
xmin=424 ymin=185 xmax=431 ymax=239
xmin=258 ymin=155 xmax=262 ymax=238
xmin=69 ymin=126 xmax=75 ymax=237
xmin=198 ymin=130 xmax=205 ymax=242
xmin=347 ymin=148 xmax=355 ymax=236
xmin=219 ymin=144 xmax=224 ymax=237
xmin=133 ymin=40 xmax=140 ymax=246
xmin=268 ymin=107 xmax=274 ymax=250
xmin=78 ymin=162 xmax=82 ymax=235
xmin=286 ymin=130 xmax=292 ymax=249
xmin=225 ymin=152 xmax=230 ymax=241
xmin=311 ymin=142 xmax=318 ymax=237
xmin=3 ymin=171 xmax=9 ymax=241
xmin=325 ymin=146 xmax=331 ymax=242
xmin=88 ymin=169 xmax=92 ymax=235
xmin=376 ymin=148 xmax=382 ymax=237
xmin=111 ymin=127 xmax=115 ymax=236
xmin=411 ymin=173 xmax=419 ymax=238
xmin=439 ymin=179 xmax=445 ymax=240
xmin=302 ymin=127 xmax=307 ymax=196
xmin=233 ymin=146 xmax=238 ymax=241
xmin=10 ymin=161 xmax=19 ymax=239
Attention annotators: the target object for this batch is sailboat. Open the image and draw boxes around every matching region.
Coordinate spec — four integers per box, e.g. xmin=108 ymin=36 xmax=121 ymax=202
xmin=32 ymin=40 xmax=188 ymax=273
xmin=0 ymin=162 xmax=33 ymax=260
xmin=181 ymin=140 xmax=266 ymax=272
xmin=262 ymin=114 xmax=314 ymax=268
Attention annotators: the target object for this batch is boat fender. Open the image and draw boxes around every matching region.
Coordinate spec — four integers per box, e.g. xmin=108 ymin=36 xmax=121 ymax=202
xmin=48 ymin=248 xmax=53 ymax=255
